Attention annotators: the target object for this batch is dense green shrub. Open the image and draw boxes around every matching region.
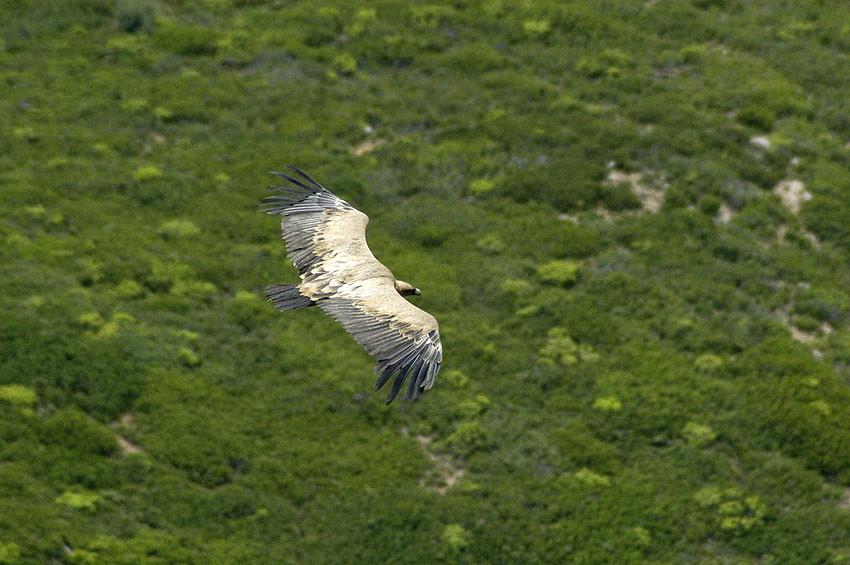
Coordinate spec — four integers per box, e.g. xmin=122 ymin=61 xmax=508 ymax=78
xmin=729 ymin=338 xmax=850 ymax=481
xmin=55 ymin=489 xmax=100 ymax=511
xmin=698 ymin=194 xmax=722 ymax=217
xmin=601 ymin=181 xmax=642 ymax=211
xmin=41 ymin=409 xmax=119 ymax=456
xmin=332 ymin=52 xmax=357 ymax=76
xmin=737 ymin=103 xmax=776 ymax=130
xmin=576 ymin=48 xmax=632 ymax=79
xmin=207 ymin=484 xmax=255 ymax=519
xmin=537 ymin=260 xmax=581 ymax=286
xmin=497 ymin=157 xmax=608 ymax=212
xmin=0 ymin=384 xmax=38 ymax=412
xmin=552 ymin=418 xmax=618 ymax=469
xmin=522 ymin=19 xmax=551 ymax=39
xmin=440 ymin=42 xmax=507 ymax=74
xmin=111 ymin=279 xmax=146 ymax=299
xmin=116 ymin=0 xmax=156 ymax=33
xmin=694 ymin=353 xmax=723 ymax=372
xmin=132 ymin=165 xmax=162 ymax=182
xmin=154 ymin=24 xmax=219 ymax=56
xmin=157 ymin=219 xmax=201 ymax=239
xmin=801 ymin=196 xmax=850 ymax=248
xmin=0 ymin=542 xmax=21 ymax=565
xmin=682 ymin=422 xmax=717 ymax=447
xmin=539 ymin=327 xmax=599 ymax=365
xmin=440 ymin=420 xmax=488 ymax=456
xmin=592 ymin=396 xmax=622 ymax=412
xmin=442 ymin=523 xmax=471 ymax=551
xmin=572 ymin=467 xmax=611 ymax=487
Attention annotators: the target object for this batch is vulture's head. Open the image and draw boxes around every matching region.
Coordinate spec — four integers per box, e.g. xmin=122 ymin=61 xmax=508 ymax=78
xmin=395 ymin=280 xmax=421 ymax=297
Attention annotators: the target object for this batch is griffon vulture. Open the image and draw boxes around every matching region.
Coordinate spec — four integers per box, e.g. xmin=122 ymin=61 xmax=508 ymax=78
xmin=261 ymin=166 xmax=442 ymax=404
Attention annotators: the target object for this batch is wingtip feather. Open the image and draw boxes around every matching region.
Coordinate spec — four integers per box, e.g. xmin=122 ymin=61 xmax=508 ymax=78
xmin=286 ymin=164 xmax=326 ymax=190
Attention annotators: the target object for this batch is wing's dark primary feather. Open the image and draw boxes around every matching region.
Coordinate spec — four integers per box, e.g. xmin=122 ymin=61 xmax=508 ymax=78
xmin=260 ymin=164 xmax=332 ymax=215
xmin=286 ymin=164 xmax=326 ymax=190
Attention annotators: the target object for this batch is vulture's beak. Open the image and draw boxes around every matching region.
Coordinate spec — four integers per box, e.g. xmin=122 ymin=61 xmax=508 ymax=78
xmin=413 ymin=288 xmax=421 ymax=296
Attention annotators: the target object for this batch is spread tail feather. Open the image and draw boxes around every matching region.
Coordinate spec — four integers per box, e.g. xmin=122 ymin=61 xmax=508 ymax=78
xmin=266 ymin=283 xmax=314 ymax=312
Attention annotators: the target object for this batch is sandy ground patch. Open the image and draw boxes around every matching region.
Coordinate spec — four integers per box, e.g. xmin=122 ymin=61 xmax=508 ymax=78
xmin=716 ymin=204 xmax=734 ymax=224
xmin=773 ymin=180 xmax=811 ymax=215
xmin=606 ymin=169 xmax=665 ymax=212
xmin=408 ymin=432 xmax=464 ymax=495
xmin=112 ymin=412 xmax=143 ymax=454
xmin=352 ymin=138 xmax=385 ymax=156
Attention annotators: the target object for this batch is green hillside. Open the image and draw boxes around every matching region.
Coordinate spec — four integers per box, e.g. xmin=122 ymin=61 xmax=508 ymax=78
xmin=3 ymin=0 xmax=850 ymax=562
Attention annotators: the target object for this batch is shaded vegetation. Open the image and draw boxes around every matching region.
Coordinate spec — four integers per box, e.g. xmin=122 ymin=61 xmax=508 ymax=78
xmin=2 ymin=0 xmax=850 ymax=562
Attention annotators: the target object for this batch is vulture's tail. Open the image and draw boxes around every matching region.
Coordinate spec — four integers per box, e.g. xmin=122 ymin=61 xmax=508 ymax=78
xmin=266 ymin=283 xmax=314 ymax=312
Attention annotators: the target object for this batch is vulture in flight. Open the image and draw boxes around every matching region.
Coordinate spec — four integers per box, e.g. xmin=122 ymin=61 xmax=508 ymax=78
xmin=261 ymin=166 xmax=443 ymax=404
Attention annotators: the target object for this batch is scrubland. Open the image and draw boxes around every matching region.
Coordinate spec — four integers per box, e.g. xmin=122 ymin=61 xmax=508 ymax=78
xmin=2 ymin=1 xmax=850 ymax=562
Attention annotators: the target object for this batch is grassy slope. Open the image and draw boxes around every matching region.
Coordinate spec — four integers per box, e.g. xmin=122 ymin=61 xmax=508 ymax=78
xmin=2 ymin=0 xmax=850 ymax=562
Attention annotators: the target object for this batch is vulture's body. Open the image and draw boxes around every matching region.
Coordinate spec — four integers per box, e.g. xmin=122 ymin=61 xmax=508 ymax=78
xmin=262 ymin=166 xmax=442 ymax=404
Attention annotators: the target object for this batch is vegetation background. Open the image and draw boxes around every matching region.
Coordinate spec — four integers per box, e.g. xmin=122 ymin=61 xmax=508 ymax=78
xmin=2 ymin=0 xmax=850 ymax=562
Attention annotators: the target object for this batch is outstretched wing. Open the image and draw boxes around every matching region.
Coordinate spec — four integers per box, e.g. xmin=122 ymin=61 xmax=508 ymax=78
xmin=263 ymin=166 xmax=442 ymax=403
xmin=320 ymin=285 xmax=442 ymax=404
xmin=260 ymin=166 xmax=387 ymax=287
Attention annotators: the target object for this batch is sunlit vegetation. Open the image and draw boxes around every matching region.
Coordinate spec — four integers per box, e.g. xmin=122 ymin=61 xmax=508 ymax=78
xmin=2 ymin=0 xmax=850 ymax=562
